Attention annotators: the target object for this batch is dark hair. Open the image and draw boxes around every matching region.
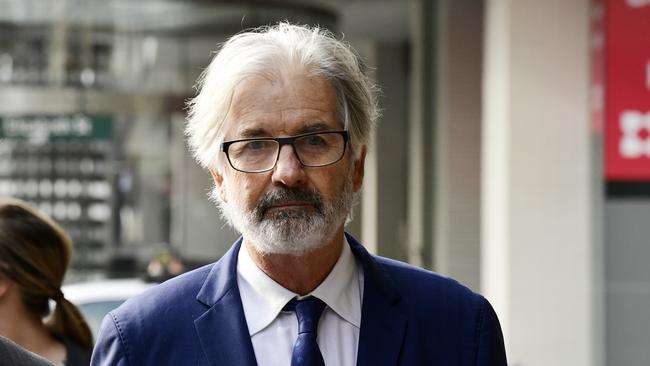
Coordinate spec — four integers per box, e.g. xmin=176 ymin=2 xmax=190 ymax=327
xmin=0 ymin=197 xmax=93 ymax=349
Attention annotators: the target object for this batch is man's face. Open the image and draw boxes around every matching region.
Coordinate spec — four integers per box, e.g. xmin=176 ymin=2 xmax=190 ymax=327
xmin=209 ymin=72 xmax=366 ymax=255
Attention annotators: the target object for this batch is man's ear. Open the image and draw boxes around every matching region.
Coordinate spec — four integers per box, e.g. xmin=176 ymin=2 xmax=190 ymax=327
xmin=208 ymin=167 xmax=227 ymax=203
xmin=352 ymin=146 xmax=367 ymax=192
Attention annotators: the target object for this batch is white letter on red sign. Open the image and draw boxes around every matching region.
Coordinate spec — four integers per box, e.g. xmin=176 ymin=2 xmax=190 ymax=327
xmin=619 ymin=110 xmax=650 ymax=158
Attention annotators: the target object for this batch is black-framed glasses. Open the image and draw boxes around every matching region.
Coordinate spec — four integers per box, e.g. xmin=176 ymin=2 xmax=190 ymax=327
xmin=222 ymin=131 xmax=349 ymax=173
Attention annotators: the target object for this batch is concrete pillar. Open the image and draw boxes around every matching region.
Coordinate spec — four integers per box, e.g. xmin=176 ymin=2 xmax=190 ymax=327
xmin=360 ymin=43 xmax=409 ymax=261
xmin=432 ymin=0 xmax=484 ymax=291
xmin=482 ymin=0 xmax=604 ymax=365
xmin=407 ymin=0 xmax=484 ymax=291
xmin=406 ymin=0 xmax=435 ymax=269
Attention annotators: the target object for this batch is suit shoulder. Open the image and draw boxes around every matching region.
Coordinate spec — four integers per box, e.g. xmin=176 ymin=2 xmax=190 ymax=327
xmin=109 ymin=263 xmax=214 ymax=322
xmin=372 ymin=255 xmax=484 ymax=305
xmin=93 ymin=263 xmax=219 ymax=365
xmin=368 ymin=255 xmax=507 ymax=364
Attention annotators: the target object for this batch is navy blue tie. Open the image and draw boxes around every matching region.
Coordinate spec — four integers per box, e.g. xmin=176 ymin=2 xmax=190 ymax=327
xmin=283 ymin=296 xmax=327 ymax=366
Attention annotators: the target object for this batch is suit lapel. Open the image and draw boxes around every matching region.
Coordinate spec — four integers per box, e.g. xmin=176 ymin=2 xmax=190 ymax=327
xmin=347 ymin=234 xmax=407 ymax=366
xmin=194 ymin=239 xmax=257 ymax=366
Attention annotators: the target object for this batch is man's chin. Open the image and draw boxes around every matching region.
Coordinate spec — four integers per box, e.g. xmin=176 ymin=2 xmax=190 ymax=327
xmin=262 ymin=208 xmax=315 ymax=221
xmin=244 ymin=217 xmax=328 ymax=253
xmin=249 ymin=238 xmax=327 ymax=257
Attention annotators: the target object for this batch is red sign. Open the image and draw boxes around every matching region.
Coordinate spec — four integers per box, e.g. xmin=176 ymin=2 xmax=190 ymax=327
xmin=605 ymin=0 xmax=650 ymax=181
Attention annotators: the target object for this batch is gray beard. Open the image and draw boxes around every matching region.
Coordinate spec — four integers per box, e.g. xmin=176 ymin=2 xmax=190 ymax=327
xmin=220 ymin=175 xmax=354 ymax=256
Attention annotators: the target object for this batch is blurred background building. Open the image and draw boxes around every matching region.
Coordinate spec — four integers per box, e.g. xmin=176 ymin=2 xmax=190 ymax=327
xmin=0 ymin=0 xmax=649 ymax=365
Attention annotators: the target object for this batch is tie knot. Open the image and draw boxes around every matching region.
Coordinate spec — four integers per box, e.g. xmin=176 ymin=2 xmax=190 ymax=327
xmin=284 ymin=296 xmax=326 ymax=334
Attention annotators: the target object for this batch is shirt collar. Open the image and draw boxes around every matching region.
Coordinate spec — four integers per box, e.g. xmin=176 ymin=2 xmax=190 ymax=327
xmin=310 ymin=239 xmax=362 ymax=328
xmin=236 ymin=237 xmax=362 ymax=336
xmin=237 ymin=243 xmax=296 ymax=336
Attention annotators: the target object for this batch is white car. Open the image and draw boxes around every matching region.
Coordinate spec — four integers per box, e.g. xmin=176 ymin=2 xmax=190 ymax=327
xmin=62 ymin=278 xmax=157 ymax=338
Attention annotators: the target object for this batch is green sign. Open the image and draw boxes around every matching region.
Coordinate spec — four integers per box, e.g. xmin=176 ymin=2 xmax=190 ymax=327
xmin=0 ymin=114 xmax=112 ymax=143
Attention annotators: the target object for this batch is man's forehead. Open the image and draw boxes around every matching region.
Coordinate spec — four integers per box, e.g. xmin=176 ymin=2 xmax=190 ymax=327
xmin=232 ymin=71 xmax=336 ymax=105
xmin=223 ymin=73 xmax=341 ymax=138
xmin=229 ymin=121 xmax=335 ymax=139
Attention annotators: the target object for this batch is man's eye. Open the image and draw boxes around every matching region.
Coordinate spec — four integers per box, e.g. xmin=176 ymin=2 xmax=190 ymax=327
xmin=305 ymin=136 xmax=326 ymax=146
xmin=245 ymin=140 xmax=272 ymax=150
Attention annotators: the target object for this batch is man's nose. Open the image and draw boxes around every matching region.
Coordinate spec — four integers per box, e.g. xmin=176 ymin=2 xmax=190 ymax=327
xmin=271 ymin=144 xmax=307 ymax=186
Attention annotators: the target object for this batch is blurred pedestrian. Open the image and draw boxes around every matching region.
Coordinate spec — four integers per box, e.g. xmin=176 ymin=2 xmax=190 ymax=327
xmin=0 ymin=197 xmax=92 ymax=365
xmin=0 ymin=335 xmax=54 ymax=365
xmin=145 ymin=249 xmax=185 ymax=282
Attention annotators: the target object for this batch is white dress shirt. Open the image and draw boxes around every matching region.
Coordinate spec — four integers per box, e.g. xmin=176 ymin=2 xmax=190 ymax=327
xmin=237 ymin=238 xmax=364 ymax=366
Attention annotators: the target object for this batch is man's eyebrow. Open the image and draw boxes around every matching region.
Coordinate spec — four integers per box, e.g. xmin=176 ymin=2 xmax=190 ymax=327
xmin=237 ymin=128 xmax=269 ymax=138
xmin=235 ymin=122 xmax=336 ymax=139
xmin=299 ymin=122 xmax=332 ymax=134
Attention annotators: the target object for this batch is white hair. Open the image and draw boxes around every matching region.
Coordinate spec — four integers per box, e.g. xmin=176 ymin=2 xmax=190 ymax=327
xmin=185 ymin=22 xmax=379 ymax=171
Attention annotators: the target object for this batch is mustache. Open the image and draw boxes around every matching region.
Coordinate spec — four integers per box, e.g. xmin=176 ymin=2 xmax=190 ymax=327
xmin=254 ymin=187 xmax=324 ymax=219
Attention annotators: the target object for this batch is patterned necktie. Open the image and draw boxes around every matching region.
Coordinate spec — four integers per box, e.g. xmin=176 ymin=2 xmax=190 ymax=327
xmin=283 ymin=296 xmax=327 ymax=366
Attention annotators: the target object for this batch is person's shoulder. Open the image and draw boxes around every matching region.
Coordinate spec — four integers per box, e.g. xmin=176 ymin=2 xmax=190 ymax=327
xmin=368 ymin=254 xmax=501 ymax=339
xmin=371 ymin=254 xmax=485 ymax=307
xmin=348 ymin=235 xmax=483 ymax=306
xmin=93 ymin=262 xmax=222 ymax=364
xmin=106 ymin=262 xmax=216 ymax=327
xmin=0 ymin=336 xmax=54 ymax=366
xmin=129 ymin=262 xmax=212 ymax=304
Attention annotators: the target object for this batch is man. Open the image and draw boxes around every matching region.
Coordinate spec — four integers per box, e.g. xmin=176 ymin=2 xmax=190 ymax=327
xmin=0 ymin=336 xmax=55 ymax=366
xmin=92 ymin=23 xmax=507 ymax=366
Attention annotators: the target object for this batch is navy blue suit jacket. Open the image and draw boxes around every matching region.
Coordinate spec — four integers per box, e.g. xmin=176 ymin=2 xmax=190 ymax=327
xmin=91 ymin=234 xmax=507 ymax=365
